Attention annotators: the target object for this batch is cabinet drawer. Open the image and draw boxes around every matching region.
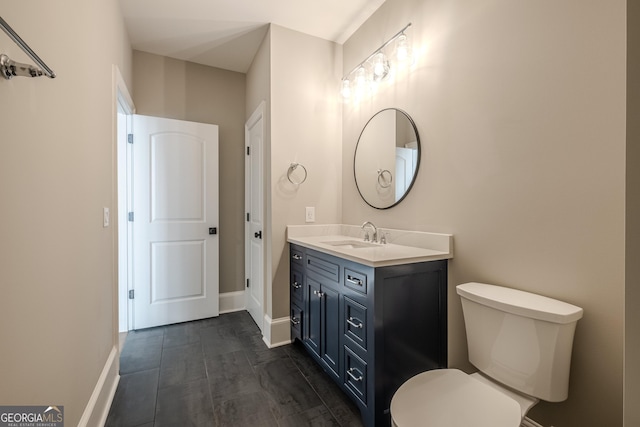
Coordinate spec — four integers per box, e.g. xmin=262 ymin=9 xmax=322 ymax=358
xmin=307 ymin=254 xmax=340 ymax=282
xmin=344 ymin=268 xmax=367 ymax=295
xmin=344 ymin=297 xmax=367 ymax=351
xmin=290 ymin=304 xmax=303 ymax=341
xmin=344 ymin=346 xmax=367 ymax=405
xmin=290 ymin=268 xmax=304 ymax=306
xmin=291 ymin=246 xmax=304 ymax=266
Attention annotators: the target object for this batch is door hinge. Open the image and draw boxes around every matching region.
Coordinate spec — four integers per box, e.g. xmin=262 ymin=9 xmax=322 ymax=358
xmin=246 ymin=212 xmax=250 ymax=222
xmin=128 ymin=289 xmax=134 ymax=299
xmin=246 ymin=279 xmax=250 ymax=288
xmin=127 ymin=133 xmax=133 ymax=144
xmin=128 ymin=212 xmax=134 ymax=222
xmin=246 ymin=146 xmax=250 ymax=155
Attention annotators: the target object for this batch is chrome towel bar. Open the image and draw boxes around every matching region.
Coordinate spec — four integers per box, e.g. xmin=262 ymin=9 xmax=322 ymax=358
xmin=0 ymin=16 xmax=56 ymax=79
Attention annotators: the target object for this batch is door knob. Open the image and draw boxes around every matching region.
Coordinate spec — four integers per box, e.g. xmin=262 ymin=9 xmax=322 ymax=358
xmin=254 ymin=231 xmax=262 ymax=239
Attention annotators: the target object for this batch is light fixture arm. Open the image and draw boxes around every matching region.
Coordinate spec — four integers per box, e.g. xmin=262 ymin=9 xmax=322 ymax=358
xmin=342 ymin=22 xmax=412 ymax=81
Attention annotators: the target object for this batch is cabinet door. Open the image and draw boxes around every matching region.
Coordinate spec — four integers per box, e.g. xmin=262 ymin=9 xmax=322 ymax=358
xmin=321 ymin=286 xmax=340 ymax=379
xmin=305 ymin=277 xmax=322 ymax=358
xmin=290 ymin=304 xmax=303 ymax=341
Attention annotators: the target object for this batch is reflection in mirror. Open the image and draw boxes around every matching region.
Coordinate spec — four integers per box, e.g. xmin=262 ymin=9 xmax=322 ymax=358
xmin=354 ymin=108 xmax=420 ymax=209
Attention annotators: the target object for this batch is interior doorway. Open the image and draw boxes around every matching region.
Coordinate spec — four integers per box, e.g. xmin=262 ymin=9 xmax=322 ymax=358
xmin=115 ymin=72 xmax=220 ymax=332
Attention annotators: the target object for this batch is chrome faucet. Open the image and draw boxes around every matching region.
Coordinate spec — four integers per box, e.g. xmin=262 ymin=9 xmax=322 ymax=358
xmin=361 ymin=221 xmax=378 ymax=243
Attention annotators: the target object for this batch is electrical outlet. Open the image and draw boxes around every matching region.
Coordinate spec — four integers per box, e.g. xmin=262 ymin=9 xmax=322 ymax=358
xmin=305 ymin=206 xmax=315 ymax=223
xmin=103 ymin=207 xmax=110 ymax=227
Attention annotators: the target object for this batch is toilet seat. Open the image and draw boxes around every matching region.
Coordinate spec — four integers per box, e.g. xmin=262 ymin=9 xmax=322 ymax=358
xmin=390 ymin=369 xmax=522 ymax=427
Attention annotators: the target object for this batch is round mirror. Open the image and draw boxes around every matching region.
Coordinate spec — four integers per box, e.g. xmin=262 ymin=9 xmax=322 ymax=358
xmin=354 ymin=108 xmax=420 ymax=209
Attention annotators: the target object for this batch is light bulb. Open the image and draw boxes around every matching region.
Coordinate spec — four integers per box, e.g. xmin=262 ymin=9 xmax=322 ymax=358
xmin=371 ymin=52 xmax=390 ymax=81
xmin=355 ymin=66 xmax=366 ymax=85
xmin=341 ymin=79 xmax=351 ymax=99
xmin=396 ymin=34 xmax=413 ymax=65
xmin=354 ymin=66 xmax=367 ymax=100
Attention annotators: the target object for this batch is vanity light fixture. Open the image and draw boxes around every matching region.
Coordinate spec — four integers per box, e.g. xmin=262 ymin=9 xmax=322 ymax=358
xmin=341 ymin=22 xmax=413 ymax=101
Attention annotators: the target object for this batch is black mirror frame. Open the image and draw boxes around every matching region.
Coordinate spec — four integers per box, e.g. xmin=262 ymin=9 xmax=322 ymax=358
xmin=353 ymin=108 xmax=421 ymax=210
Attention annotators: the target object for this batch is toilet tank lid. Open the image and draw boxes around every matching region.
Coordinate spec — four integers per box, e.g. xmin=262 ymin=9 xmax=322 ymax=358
xmin=457 ymin=282 xmax=584 ymax=324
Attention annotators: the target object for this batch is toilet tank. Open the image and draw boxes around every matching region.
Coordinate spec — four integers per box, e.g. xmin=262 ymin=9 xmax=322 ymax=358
xmin=456 ymin=282 xmax=583 ymax=402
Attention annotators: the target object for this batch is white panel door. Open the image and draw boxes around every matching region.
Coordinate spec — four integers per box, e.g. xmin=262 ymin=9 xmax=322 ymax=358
xmin=245 ymin=104 xmax=264 ymax=330
xmin=395 ymin=147 xmax=416 ymax=200
xmin=132 ymin=115 xmax=219 ymax=329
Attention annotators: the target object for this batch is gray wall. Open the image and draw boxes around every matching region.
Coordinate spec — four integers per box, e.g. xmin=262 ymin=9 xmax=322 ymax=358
xmin=132 ymin=51 xmax=246 ymax=294
xmin=626 ymin=1 xmax=640 ymax=425
xmin=268 ymin=25 xmax=343 ymax=319
xmin=0 ymin=1 xmax=132 ymax=424
xmin=342 ymin=0 xmax=625 ymax=426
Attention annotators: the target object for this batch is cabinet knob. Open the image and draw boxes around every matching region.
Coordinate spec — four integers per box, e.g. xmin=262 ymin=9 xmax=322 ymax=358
xmin=292 ymin=254 xmax=302 ymax=260
xmin=292 ymin=281 xmax=302 ymax=289
xmin=290 ymin=316 xmax=301 ymax=325
xmin=313 ymin=290 xmax=324 ymax=298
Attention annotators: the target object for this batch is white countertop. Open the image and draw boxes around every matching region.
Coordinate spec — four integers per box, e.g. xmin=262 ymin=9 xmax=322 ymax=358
xmin=287 ymin=224 xmax=453 ymax=267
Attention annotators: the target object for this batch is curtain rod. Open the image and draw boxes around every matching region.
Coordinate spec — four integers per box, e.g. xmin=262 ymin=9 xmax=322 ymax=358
xmin=0 ymin=16 xmax=56 ymax=79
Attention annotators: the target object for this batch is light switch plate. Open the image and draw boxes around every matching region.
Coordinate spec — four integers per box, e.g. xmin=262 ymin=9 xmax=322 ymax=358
xmin=305 ymin=207 xmax=315 ymax=223
xmin=103 ymin=207 xmax=110 ymax=227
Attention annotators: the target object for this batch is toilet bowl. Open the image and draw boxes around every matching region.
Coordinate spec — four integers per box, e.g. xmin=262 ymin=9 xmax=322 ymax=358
xmin=390 ymin=282 xmax=583 ymax=427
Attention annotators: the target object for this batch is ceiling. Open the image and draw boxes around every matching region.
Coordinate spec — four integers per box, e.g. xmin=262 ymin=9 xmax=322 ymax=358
xmin=119 ymin=0 xmax=386 ymax=74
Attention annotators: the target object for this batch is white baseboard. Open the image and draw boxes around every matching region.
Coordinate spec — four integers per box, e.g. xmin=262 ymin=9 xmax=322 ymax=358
xmin=262 ymin=314 xmax=292 ymax=348
xmin=522 ymin=417 xmax=544 ymax=427
xmin=78 ymin=345 xmax=120 ymax=427
xmin=220 ymin=290 xmax=246 ymax=314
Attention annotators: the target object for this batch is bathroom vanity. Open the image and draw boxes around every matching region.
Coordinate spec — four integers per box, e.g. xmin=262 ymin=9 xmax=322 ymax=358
xmin=287 ymin=225 xmax=453 ymax=427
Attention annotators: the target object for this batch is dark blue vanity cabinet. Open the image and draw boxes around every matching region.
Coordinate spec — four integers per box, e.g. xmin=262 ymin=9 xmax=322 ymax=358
xmin=289 ymin=243 xmax=448 ymax=427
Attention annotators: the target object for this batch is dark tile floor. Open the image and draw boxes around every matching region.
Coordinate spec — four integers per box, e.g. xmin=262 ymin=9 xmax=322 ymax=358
xmin=106 ymin=311 xmax=364 ymax=427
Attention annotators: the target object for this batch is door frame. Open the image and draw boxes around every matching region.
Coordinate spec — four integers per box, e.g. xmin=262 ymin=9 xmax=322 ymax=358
xmin=245 ymin=101 xmax=266 ymax=333
xmin=114 ymin=66 xmax=135 ymax=337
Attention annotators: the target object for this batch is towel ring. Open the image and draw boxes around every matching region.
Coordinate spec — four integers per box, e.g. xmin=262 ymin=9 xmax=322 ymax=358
xmin=377 ymin=169 xmax=393 ymax=188
xmin=287 ymin=163 xmax=307 ymax=185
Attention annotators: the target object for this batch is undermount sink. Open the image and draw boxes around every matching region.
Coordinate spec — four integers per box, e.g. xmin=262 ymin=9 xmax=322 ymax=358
xmin=321 ymin=240 xmax=379 ymax=249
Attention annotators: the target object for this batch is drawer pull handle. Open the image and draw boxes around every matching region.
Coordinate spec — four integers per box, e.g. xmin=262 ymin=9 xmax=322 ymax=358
xmin=290 ymin=316 xmax=301 ymax=325
xmin=346 ymin=275 xmax=363 ymax=286
xmin=292 ymin=281 xmax=302 ymax=289
xmin=313 ymin=290 xmax=324 ymax=298
xmin=347 ymin=317 xmax=363 ymax=329
xmin=347 ymin=368 xmax=363 ymax=382
xmin=292 ymin=254 xmax=302 ymax=260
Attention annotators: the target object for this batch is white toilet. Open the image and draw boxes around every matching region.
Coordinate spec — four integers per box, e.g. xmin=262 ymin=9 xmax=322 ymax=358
xmin=390 ymin=282 xmax=583 ymax=427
